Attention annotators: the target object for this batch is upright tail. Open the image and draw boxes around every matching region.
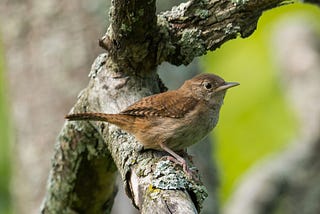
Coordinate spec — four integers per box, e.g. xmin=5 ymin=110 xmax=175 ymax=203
xmin=65 ymin=113 xmax=112 ymax=122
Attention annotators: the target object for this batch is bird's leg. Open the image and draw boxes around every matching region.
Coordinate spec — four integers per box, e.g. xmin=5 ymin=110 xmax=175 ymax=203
xmin=159 ymin=142 xmax=196 ymax=179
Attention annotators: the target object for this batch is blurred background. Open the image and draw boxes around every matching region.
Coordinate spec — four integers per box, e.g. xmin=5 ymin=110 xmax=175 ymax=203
xmin=0 ymin=1 xmax=320 ymax=214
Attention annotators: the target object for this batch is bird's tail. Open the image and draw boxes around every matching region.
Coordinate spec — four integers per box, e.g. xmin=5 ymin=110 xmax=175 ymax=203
xmin=65 ymin=112 xmax=135 ymax=133
xmin=65 ymin=113 xmax=112 ymax=122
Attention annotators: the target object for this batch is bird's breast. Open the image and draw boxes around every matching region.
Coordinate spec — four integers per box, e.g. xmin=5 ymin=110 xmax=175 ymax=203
xmin=133 ymin=104 xmax=221 ymax=151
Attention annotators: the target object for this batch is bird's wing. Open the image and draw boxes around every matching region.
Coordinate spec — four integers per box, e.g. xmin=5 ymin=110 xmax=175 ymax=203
xmin=121 ymin=91 xmax=198 ymax=118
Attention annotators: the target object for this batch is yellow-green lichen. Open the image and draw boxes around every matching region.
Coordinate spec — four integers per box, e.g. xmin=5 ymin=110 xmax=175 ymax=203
xmin=151 ymin=160 xmax=208 ymax=208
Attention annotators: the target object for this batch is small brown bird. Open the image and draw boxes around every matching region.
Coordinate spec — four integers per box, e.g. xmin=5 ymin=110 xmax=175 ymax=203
xmin=66 ymin=73 xmax=239 ymax=176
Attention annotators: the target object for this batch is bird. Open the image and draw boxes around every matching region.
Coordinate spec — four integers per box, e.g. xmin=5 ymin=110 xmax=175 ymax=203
xmin=66 ymin=73 xmax=239 ymax=177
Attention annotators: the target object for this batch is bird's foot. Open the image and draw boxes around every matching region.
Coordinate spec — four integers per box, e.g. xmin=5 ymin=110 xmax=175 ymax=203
xmin=166 ymin=156 xmax=199 ymax=181
xmin=159 ymin=142 xmax=199 ymax=180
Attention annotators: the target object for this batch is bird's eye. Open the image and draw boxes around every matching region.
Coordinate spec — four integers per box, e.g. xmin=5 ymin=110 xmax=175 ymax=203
xmin=204 ymin=82 xmax=212 ymax=89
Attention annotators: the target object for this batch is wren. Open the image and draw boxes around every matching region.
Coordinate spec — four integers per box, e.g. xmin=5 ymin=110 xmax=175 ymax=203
xmin=66 ymin=73 xmax=239 ymax=177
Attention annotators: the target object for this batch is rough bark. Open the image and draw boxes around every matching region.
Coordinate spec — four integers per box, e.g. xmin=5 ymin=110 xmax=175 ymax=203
xmin=101 ymin=0 xmax=294 ymax=66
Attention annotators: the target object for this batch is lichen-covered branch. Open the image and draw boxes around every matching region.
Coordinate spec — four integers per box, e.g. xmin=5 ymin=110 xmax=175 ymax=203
xmin=157 ymin=0 xmax=294 ymax=65
xmin=101 ymin=0 xmax=158 ymax=72
xmin=100 ymin=0 xmax=296 ymax=66
xmin=41 ymin=120 xmax=118 ymax=213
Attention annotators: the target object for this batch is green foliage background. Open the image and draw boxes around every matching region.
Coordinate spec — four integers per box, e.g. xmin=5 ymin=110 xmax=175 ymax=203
xmin=201 ymin=3 xmax=320 ymax=202
xmin=0 ymin=38 xmax=12 ymax=213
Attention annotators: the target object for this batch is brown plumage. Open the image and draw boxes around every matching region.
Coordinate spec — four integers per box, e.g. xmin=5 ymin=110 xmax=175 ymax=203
xmin=66 ymin=73 xmax=239 ymax=177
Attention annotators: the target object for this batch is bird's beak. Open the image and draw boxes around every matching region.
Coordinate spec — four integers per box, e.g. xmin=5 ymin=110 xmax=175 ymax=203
xmin=215 ymin=82 xmax=239 ymax=92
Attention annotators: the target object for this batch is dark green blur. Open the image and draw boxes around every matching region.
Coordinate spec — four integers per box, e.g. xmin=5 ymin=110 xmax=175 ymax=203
xmin=0 ymin=37 xmax=12 ymax=214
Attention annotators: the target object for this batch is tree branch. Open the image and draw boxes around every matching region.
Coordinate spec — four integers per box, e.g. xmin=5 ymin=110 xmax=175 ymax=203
xmin=157 ymin=0 xmax=294 ymax=65
xmin=100 ymin=0 xmax=158 ymax=72
xmin=100 ymin=0 xmax=295 ymax=66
